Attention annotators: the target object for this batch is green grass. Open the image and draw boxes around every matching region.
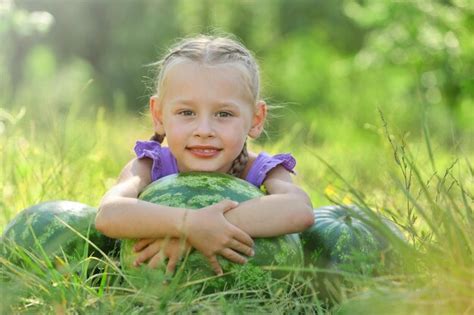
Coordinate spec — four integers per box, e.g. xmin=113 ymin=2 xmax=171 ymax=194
xmin=1 ymin=101 xmax=473 ymax=313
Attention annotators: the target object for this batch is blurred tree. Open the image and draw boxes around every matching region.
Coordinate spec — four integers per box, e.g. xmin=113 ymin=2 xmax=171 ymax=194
xmin=11 ymin=0 xmax=181 ymax=109
xmin=3 ymin=0 xmax=472 ymax=142
xmin=0 ymin=0 xmax=54 ymax=101
xmin=344 ymin=0 xmax=474 ymax=109
xmin=9 ymin=0 xmax=364 ymax=111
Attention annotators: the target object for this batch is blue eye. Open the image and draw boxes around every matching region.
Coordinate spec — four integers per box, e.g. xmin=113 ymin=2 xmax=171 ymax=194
xmin=216 ymin=111 xmax=233 ymax=118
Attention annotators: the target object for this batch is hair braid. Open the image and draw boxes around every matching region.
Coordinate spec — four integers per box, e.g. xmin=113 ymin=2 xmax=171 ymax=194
xmin=150 ymin=132 xmax=165 ymax=144
xmin=228 ymin=142 xmax=249 ymax=178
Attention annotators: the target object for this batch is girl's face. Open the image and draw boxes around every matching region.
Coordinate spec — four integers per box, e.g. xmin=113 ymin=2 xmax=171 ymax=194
xmin=150 ymin=60 xmax=266 ymax=173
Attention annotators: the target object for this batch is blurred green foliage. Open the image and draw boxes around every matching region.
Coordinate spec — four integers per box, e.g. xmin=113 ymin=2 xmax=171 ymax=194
xmin=1 ymin=0 xmax=473 ymax=147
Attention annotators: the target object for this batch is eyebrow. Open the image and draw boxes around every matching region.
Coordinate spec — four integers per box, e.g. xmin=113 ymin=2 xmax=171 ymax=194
xmin=168 ymin=99 xmax=192 ymax=106
xmin=169 ymin=99 xmax=241 ymax=109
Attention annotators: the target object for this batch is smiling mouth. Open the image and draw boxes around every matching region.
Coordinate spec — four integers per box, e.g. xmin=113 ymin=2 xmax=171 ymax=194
xmin=186 ymin=146 xmax=222 ymax=158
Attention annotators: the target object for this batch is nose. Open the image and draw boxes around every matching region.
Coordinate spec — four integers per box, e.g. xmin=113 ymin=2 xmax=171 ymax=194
xmin=193 ymin=117 xmax=216 ymax=138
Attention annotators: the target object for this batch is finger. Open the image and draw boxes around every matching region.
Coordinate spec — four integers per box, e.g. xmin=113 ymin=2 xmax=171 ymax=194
xmin=166 ymin=256 xmax=178 ymax=274
xmin=207 ymin=255 xmax=223 ymax=275
xmin=229 ymin=238 xmax=255 ymax=257
xmin=172 ymin=240 xmax=187 ymax=257
xmin=148 ymin=251 xmax=166 ymax=269
xmin=134 ymin=238 xmax=155 ymax=252
xmin=220 ymin=248 xmax=247 ymax=265
xmin=159 ymin=238 xmax=171 ymax=251
xmin=231 ymin=226 xmax=254 ymax=248
xmin=215 ymin=199 xmax=239 ymax=213
xmin=134 ymin=242 xmax=161 ymax=266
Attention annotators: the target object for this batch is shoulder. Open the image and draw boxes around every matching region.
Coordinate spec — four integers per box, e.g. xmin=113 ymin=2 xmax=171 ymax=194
xmin=99 ymin=157 xmax=153 ymax=200
xmin=117 ymin=157 xmax=153 ymax=185
xmin=243 ymin=151 xmax=297 ymax=187
xmin=133 ymin=140 xmax=178 ymax=181
xmin=134 ymin=140 xmax=162 ymax=158
xmin=242 ymin=151 xmax=259 ymax=180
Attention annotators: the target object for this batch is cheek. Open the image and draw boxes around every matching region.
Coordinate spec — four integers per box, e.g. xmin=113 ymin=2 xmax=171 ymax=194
xmin=221 ymin=123 xmax=248 ymax=145
xmin=241 ymin=111 xmax=255 ymax=131
xmin=163 ymin=122 xmax=186 ymax=146
xmin=164 ymin=116 xmax=187 ymax=134
xmin=220 ymin=119 xmax=246 ymax=132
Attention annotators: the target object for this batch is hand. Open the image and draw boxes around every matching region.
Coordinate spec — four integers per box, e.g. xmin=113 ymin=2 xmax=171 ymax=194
xmin=183 ymin=199 xmax=255 ymax=275
xmin=133 ymin=237 xmax=191 ymax=273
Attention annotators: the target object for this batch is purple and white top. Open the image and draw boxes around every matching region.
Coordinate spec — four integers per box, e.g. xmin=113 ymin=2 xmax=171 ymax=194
xmin=134 ymin=140 xmax=296 ymax=187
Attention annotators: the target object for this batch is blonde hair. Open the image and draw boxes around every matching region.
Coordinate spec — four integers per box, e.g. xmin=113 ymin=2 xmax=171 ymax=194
xmin=153 ymin=34 xmax=261 ymax=103
xmin=150 ymin=35 xmax=263 ymax=177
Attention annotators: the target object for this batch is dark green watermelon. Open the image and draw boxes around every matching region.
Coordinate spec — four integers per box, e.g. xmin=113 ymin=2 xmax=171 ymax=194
xmin=299 ymin=205 xmax=405 ymax=303
xmin=121 ymin=172 xmax=303 ymax=284
xmin=1 ymin=200 xmax=118 ymax=266
xmin=301 ymin=205 xmax=404 ymax=272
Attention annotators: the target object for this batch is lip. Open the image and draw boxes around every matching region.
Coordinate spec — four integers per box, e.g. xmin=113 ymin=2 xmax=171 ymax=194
xmin=186 ymin=146 xmax=222 ymax=158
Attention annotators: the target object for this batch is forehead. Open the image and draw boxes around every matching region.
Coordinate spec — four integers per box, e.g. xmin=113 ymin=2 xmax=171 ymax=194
xmin=160 ymin=59 xmax=255 ymax=105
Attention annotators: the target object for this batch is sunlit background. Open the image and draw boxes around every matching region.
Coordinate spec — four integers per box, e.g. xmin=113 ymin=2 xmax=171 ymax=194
xmin=3 ymin=0 xmax=473 ymax=135
xmin=2 ymin=0 xmax=473 ymax=201
xmin=2 ymin=0 xmax=473 ymax=222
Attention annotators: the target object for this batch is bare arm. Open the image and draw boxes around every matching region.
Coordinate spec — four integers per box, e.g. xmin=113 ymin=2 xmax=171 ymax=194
xmin=95 ymin=158 xmax=190 ymax=239
xmin=224 ymin=166 xmax=314 ymax=237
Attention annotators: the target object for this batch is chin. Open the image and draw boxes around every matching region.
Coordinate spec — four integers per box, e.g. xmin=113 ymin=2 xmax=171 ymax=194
xmin=186 ymin=165 xmax=227 ymax=173
xmin=192 ymin=168 xmax=221 ymax=173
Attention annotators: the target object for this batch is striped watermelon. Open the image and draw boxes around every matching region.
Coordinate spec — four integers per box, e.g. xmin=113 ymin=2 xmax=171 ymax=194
xmin=299 ymin=205 xmax=405 ymax=301
xmin=1 ymin=201 xmax=118 ymax=266
xmin=301 ymin=205 xmax=404 ymax=272
xmin=121 ymin=172 xmax=303 ymax=284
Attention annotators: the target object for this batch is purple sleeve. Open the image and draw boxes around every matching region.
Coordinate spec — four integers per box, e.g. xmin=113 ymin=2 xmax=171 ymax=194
xmin=245 ymin=153 xmax=296 ymax=187
xmin=134 ymin=140 xmax=163 ymax=181
xmin=134 ymin=140 xmax=179 ymax=182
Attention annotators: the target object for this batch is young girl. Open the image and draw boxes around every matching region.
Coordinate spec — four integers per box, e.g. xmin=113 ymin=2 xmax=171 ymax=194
xmin=95 ymin=35 xmax=314 ymax=275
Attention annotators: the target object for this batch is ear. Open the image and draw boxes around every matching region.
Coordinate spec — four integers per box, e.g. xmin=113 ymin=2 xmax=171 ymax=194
xmin=248 ymin=100 xmax=267 ymax=139
xmin=150 ymin=95 xmax=165 ymax=135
